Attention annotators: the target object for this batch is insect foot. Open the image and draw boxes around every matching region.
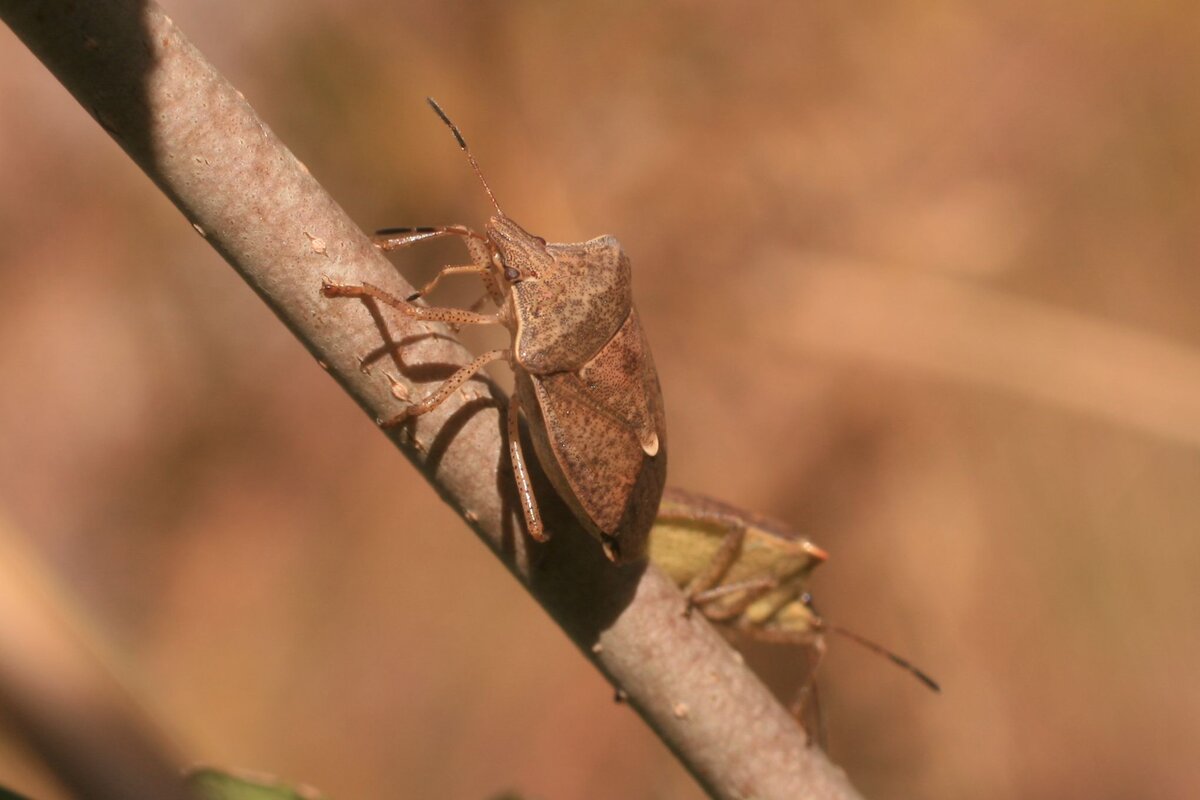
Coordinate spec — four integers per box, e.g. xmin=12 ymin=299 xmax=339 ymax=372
xmin=323 ymin=99 xmax=666 ymax=563
xmin=379 ymin=407 xmax=416 ymax=429
xmin=319 ymin=278 xmax=349 ymax=298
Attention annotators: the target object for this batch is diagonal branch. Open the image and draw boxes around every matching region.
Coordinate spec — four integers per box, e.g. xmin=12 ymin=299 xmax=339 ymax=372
xmin=0 ymin=2 xmax=863 ymax=797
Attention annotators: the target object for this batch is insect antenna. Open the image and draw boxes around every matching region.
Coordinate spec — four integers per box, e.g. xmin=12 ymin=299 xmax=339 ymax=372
xmin=426 ymin=97 xmax=503 ymax=215
xmin=826 ymin=623 xmax=941 ymax=693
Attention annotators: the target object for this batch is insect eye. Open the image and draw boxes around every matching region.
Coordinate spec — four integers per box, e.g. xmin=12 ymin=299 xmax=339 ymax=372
xmin=534 ymin=235 xmax=546 ymax=246
xmin=504 ymin=266 xmax=520 ymax=282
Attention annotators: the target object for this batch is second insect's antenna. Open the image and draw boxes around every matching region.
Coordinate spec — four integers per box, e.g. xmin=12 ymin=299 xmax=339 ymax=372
xmin=827 ymin=623 xmax=941 ymax=693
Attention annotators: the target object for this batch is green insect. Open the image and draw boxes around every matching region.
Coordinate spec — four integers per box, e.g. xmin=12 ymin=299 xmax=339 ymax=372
xmin=652 ymin=487 xmax=939 ymax=740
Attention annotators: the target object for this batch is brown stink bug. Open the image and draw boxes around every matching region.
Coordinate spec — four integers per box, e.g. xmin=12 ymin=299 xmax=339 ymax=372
xmin=322 ymin=98 xmax=666 ymax=563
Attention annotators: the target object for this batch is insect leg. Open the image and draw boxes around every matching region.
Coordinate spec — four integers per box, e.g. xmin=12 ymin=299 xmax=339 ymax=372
xmin=440 ymin=292 xmax=495 ymax=335
xmin=654 ymin=508 xmax=750 ymax=615
xmin=507 ymin=392 xmax=548 ymax=542
xmin=404 ymin=265 xmax=491 ymax=302
xmin=373 ymin=224 xmax=504 ymax=306
xmin=461 ymin=235 xmax=506 ymax=306
xmin=685 ymin=520 xmax=745 ymax=596
xmin=690 ymin=577 xmax=780 ymax=622
xmin=380 ymin=348 xmax=508 ymax=427
xmin=371 ymin=224 xmax=485 ymax=251
xmin=321 ymin=280 xmax=503 ymax=327
xmin=788 ymin=637 xmax=828 ymax=748
xmin=462 ymin=293 xmax=491 ymax=315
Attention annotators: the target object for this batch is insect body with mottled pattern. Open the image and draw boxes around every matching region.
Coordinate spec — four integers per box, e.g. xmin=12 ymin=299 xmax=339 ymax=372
xmin=323 ymin=99 xmax=666 ymax=562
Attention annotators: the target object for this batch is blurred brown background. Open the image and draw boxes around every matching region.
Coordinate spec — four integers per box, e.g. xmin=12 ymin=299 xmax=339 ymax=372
xmin=3 ymin=1 xmax=1199 ymax=798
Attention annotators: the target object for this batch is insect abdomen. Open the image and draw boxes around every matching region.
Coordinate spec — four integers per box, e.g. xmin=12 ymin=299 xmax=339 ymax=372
xmin=517 ymin=308 xmax=666 ymax=561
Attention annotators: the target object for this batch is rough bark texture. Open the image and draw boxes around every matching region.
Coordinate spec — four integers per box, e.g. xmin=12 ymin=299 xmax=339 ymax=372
xmin=0 ymin=2 xmax=864 ymax=798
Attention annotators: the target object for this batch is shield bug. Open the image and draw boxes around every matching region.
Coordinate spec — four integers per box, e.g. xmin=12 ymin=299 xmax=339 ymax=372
xmin=652 ymin=487 xmax=939 ymax=739
xmin=322 ymin=99 xmax=666 ymax=563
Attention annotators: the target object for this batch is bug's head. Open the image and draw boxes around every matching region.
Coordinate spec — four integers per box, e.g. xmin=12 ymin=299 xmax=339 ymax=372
xmin=486 ymin=216 xmax=553 ymax=286
xmin=426 ymin=97 xmax=553 ymax=286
